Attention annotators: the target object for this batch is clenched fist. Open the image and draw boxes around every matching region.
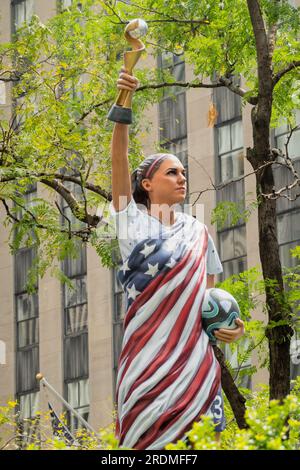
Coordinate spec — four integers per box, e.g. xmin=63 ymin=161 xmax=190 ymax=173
xmin=117 ymin=67 xmax=139 ymax=92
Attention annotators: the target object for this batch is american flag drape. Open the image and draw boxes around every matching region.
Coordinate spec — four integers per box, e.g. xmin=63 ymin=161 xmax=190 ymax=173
xmin=115 ymin=217 xmax=221 ymax=450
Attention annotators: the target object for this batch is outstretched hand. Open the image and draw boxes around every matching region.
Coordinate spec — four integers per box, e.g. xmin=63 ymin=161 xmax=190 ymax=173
xmin=117 ymin=67 xmax=139 ymax=92
xmin=214 ymin=318 xmax=245 ymax=344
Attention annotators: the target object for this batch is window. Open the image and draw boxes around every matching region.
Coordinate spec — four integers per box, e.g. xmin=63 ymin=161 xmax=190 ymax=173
xmin=60 ymin=181 xmax=89 ymax=432
xmin=274 ymin=110 xmax=300 ymax=161
xmin=60 ymin=0 xmax=83 ymax=10
xmin=277 ymin=209 xmax=300 ymax=268
xmin=61 ymin=0 xmax=73 ymax=8
xmin=213 ymin=78 xmax=246 ymax=281
xmin=214 ymin=73 xmax=242 ymax=124
xmin=158 ymin=52 xmax=187 ymax=143
xmin=112 ymin=266 xmax=126 ymax=395
xmin=64 ymin=277 xmax=88 ymax=335
xmin=157 ymin=52 xmax=189 ymax=202
xmin=15 ymin=248 xmax=39 ymax=394
xmin=12 ymin=0 xmax=34 ymax=32
xmin=14 ymin=184 xmax=40 ymax=447
xmin=218 ymin=225 xmax=247 ymax=279
xmin=0 ymin=82 xmax=6 ymax=105
xmin=16 ymin=391 xmax=40 ymax=449
xmin=66 ymin=379 xmax=89 ymax=432
xmin=214 ymin=75 xmax=244 ymax=184
xmin=217 ymin=120 xmax=244 ymax=183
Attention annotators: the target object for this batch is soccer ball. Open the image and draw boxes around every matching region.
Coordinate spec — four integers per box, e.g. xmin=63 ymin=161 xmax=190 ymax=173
xmin=126 ymin=19 xmax=148 ymax=39
xmin=202 ymin=288 xmax=240 ymax=343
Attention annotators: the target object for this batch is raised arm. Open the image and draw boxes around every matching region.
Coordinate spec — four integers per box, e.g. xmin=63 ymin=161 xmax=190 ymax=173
xmin=111 ymin=68 xmax=139 ymax=212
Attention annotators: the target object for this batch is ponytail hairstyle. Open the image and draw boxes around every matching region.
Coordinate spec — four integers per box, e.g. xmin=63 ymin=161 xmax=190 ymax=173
xmin=131 ymin=153 xmax=174 ymax=208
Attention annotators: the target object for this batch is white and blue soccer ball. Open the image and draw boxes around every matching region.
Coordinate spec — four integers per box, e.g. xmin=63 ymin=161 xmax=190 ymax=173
xmin=202 ymin=288 xmax=241 ymax=342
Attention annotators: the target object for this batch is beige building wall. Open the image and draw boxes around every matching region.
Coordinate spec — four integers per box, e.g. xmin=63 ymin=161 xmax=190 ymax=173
xmin=0 ymin=0 xmax=15 ymax=406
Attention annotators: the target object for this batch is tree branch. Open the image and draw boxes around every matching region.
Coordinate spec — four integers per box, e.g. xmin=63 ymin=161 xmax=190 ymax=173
xmin=0 ymin=171 xmax=112 ymax=201
xmin=272 ymin=60 xmax=300 ymax=88
xmin=137 ymin=79 xmax=258 ymax=105
xmin=40 ymin=178 xmax=101 ymax=227
xmin=0 ymin=196 xmax=97 ymax=242
xmin=212 ymin=345 xmax=248 ymax=429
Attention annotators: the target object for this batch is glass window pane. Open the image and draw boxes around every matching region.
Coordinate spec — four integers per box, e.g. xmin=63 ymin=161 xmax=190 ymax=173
xmin=222 ymin=256 xmax=247 ymax=279
xmin=280 ymin=241 xmax=299 ymax=269
xmin=219 ymin=230 xmax=235 ymax=261
xmin=18 ymin=318 xmax=39 ymax=348
xmin=174 ymin=93 xmax=187 ymax=139
xmin=173 ymin=62 xmax=185 ymax=94
xmin=233 ymin=225 xmax=246 ymax=258
xmin=19 ymin=394 xmax=31 ymax=419
xmin=15 ymin=248 xmax=37 ymax=294
xmin=79 ymin=379 xmax=89 ymax=407
xmin=114 ymin=269 xmax=123 ymax=293
xmin=276 ymin=129 xmax=300 ymax=160
xmin=113 ymin=322 xmax=124 ymax=368
xmin=277 ymin=213 xmax=292 ymax=245
xmin=274 ymin=121 xmax=289 ymax=136
xmin=114 ymin=293 xmax=126 ymax=321
xmin=14 ymin=3 xmax=25 ymax=29
xmin=220 ymin=152 xmax=233 ymax=182
xmin=16 ymin=293 xmax=38 ymax=321
xmin=159 ymin=95 xmax=187 ymax=142
xmin=231 ymin=120 xmax=243 ymax=150
xmin=64 ymin=333 xmax=89 ymax=380
xmin=291 ymin=210 xmax=300 ymax=241
xmin=26 ymin=0 xmax=34 ymax=21
xmin=220 ymin=149 xmax=244 ymax=182
xmin=17 ymin=347 xmax=39 ymax=393
xmin=215 ymin=81 xmax=242 ymax=123
xmin=64 ymin=277 xmax=87 ymax=308
xmin=160 ymin=51 xmax=174 ymax=69
xmin=287 ymin=130 xmax=300 ymax=159
xmin=63 ymin=244 xmax=87 ymax=277
xmin=218 ymin=125 xmax=231 ymax=154
xmin=62 ymin=0 xmax=73 ymax=7
xmin=275 ymin=133 xmax=287 ymax=154
xmin=65 ymin=303 xmax=88 ymax=335
xmin=159 ymin=99 xmax=171 ymax=142
xmin=232 ymin=149 xmax=244 ymax=178
xmin=68 ymin=382 xmax=79 ymax=408
xmin=70 ymin=405 xmax=89 ymax=432
xmin=31 ymin=391 xmax=39 ymax=416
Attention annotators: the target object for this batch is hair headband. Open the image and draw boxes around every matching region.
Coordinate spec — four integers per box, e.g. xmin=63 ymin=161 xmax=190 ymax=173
xmin=145 ymin=154 xmax=166 ymax=178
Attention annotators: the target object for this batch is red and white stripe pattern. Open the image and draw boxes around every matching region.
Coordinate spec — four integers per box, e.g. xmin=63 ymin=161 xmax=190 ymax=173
xmin=115 ymin=221 xmax=221 ymax=449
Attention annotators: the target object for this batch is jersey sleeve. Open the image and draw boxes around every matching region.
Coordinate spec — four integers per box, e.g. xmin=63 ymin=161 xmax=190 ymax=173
xmin=108 ymin=196 xmax=142 ymax=261
xmin=206 ymin=232 xmax=223 ymax=275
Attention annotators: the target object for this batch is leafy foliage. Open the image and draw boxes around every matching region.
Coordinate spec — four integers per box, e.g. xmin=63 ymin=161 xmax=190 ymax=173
xmin=2 ymin=379 xmax=300 ymax=450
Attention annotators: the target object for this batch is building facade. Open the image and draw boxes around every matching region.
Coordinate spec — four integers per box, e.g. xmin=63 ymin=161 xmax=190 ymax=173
xmin=0 ymin=0 xmax=300 ymax=444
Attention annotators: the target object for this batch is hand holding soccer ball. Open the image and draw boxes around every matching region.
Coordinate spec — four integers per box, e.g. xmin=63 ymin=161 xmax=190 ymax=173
xmin=202 ymin=288 xmax=245 ymax=344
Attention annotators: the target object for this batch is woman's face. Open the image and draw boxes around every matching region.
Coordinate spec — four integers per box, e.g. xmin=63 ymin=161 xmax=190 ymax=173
xmin=141 ymin=156 xmax=187 ymax=206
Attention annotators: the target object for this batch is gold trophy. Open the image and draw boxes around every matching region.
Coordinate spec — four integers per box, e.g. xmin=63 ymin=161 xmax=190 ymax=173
xmin=107 ymin=18 xmax=148 ymax=124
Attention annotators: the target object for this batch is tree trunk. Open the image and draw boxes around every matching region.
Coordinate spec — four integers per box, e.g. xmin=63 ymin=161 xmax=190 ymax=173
xmin=213 ymin=345 xmax=248 ymax=429
xmin=256 ymin=164 xmax=293 ymax=400
xmin=247 ymin=107 xmax=293 ymax=401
